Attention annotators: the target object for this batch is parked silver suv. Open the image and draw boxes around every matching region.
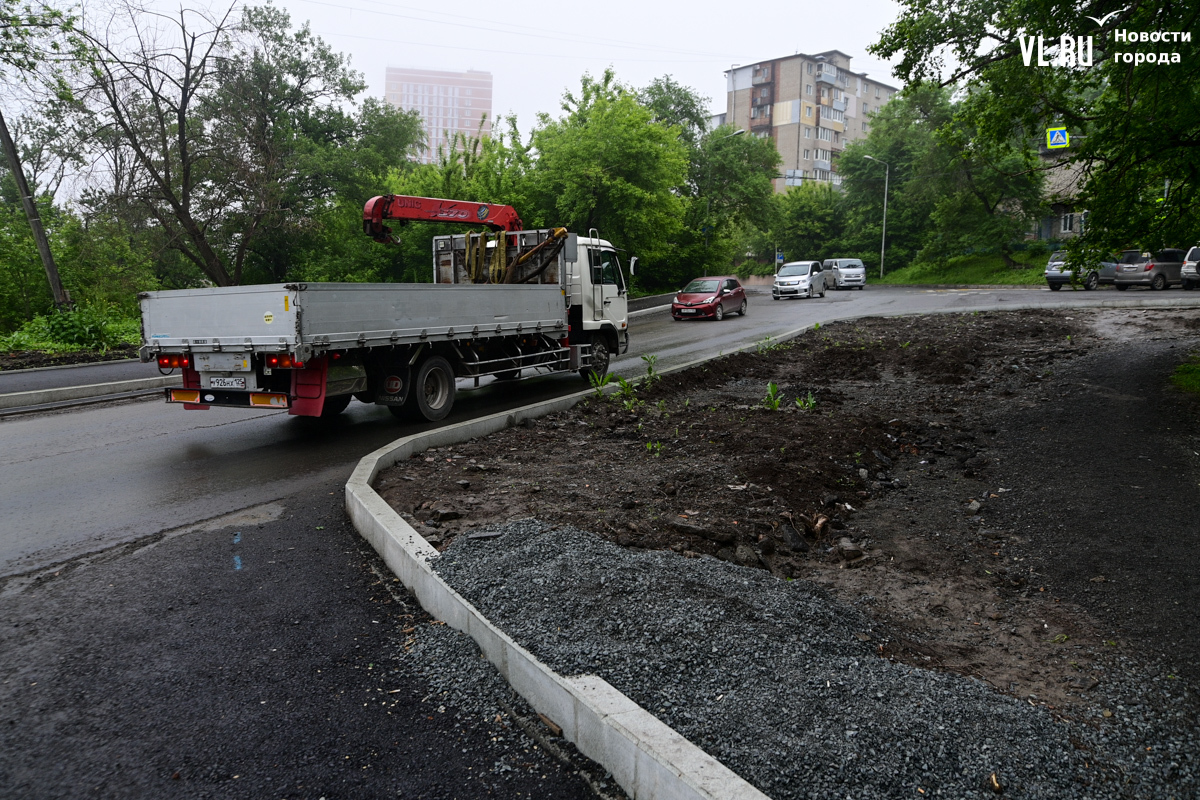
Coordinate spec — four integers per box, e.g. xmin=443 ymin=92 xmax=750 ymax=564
xmin=1114 ymin=249 xmax=1188 ymax=290
xmin=822 ymin=258 xmax=866 ymax=290
xmin=1182 ymin=246 xmax=1200 ymax=290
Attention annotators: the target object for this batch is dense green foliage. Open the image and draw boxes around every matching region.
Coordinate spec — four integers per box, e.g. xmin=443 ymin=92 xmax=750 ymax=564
xmin=872 ymin=0 xmax=1200 ymax=263
xmin=760 ymin=83 xmax=1046 ymax=274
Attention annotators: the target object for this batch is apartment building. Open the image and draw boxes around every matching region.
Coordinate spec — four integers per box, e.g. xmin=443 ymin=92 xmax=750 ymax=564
xmin=725 ymin=51 xmax=898 ymax=192
xmin=383 ymin=67 xmax=493 ymax=164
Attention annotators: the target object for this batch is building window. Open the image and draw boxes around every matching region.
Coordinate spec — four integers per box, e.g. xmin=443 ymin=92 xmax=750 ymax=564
xmin=803 ymin=149 xmax=810 ymax=159
xmin=876 ymin=87 xmax=881 ymax=98
xmin=862 ymin=121 xmax=868 ymax=131
xmin=807 ymin=63 xmax=813 ymax=75
xmin=760 ymin=87 xmax=769 ymax=97
xmin=805 ymin=106 xmax=813 ymax=118
xmin=804 ymin=127 xmax=811 ymax=138
xmin=863 ymin=104 xmax=869 ymax=114
xmin=1062 ymin=213 xmax=1075 ymax=233
xmin=805 ymin=84 xmax=813 ymax=96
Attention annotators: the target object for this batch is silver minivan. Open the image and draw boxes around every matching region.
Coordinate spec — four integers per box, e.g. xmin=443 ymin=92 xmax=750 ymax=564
xmin=772 ymin=261 xmax=827 ymax=299
xmin=822 ymin=258 xmax=866 ymax=290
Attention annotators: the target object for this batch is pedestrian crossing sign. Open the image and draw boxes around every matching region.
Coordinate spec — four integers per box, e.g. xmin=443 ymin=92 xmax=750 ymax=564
xmin=1047 ymin=127 xmax=1069 ymax=148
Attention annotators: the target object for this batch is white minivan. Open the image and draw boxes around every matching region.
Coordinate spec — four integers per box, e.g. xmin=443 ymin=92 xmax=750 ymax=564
xmin=822 ymin=258 xmax=866 ymax=290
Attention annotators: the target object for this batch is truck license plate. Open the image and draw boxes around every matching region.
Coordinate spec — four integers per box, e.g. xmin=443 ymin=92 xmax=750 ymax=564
xmin=210 ymin=377 xmax=246 ymax=389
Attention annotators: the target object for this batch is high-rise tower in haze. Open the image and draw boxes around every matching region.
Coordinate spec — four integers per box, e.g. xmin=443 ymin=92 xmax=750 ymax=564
xmin=384 ymin=67 xmax=493 ymax=164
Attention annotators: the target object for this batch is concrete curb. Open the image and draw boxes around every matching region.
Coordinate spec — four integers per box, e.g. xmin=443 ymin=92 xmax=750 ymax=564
xmin=0 ymin=375 xmax=181 ymax=410
xmin=345 ymin=397 xmax=770 ymax=800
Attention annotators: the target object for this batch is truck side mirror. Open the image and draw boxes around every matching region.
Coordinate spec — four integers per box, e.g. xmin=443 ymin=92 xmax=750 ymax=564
xmin=629 ymin=256 xmax=637 ymax=276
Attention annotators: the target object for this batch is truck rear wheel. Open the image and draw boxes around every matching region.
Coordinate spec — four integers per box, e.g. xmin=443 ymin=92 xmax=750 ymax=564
xmin=320 ymin=393 xmax=352 ymax=417
xmin=407 ymin=355 xmax=456 ymax=422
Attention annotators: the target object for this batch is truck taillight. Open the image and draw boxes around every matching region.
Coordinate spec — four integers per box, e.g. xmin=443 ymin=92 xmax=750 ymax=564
xmin=266 ymin=354 xmax=303 ymax=369
xmin=158 ymin=354 xmax=190 ymax=369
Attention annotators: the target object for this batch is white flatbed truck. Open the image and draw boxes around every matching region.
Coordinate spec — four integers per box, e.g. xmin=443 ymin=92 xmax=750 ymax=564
xmin=140 ymin=225 xmax=632 ymax=421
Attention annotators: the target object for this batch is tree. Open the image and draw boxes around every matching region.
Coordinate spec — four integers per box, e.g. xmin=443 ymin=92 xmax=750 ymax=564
xmin=772 ymin=181 xmax=844 ymax=263
xmin=528 ymin=70 xmax=688 ymax=271
xmin=834 ymin=83 xmax=950 ymax=271
xmin=638 ymin=75 xmax=709 ymax=150
xmin=873 ymin=0 xmax=1200 ymax=254
xmin=80 ymin=2 xmax=423 ymax=286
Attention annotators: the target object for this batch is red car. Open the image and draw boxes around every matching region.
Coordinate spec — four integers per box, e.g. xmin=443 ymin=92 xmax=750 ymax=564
xmin=671 ymin=276 xmax=747 ymax=321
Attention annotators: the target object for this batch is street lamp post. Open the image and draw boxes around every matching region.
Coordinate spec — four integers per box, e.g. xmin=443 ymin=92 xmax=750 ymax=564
xmin=705 ymin=128 xmax=746 ymax=252
xmin=863 ymin=154 xmax=890 ymax=279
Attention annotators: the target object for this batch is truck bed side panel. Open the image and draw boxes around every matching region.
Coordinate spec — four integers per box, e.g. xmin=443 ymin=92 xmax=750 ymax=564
xmin=295 ymin=284 xmax=566 ymax=351
xmin=141 ymin=283 xmax=567 ymax=356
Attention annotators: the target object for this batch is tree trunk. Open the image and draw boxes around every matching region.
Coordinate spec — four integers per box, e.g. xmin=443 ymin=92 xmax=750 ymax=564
xmin=0 ymin=106 xmax=71 ymax=308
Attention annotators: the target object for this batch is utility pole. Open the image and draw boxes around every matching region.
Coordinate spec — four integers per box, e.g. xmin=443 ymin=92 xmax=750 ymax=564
xmin=0 ymin=106 xmax=71 ymax=309
xmin=863 ymin=154 xmax=890 ymax=279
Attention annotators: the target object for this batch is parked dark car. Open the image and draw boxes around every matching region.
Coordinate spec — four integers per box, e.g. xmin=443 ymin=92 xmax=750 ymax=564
xmin=671 ymin=276 xmax=747 ymax=321
xmin=1181 ymin=246 xmax=1200 ymax=290
xmin=1114 ymin=249 xmax=1188 ymax=290
xmin=1044 ymin=250 xmax=1119 ymax=291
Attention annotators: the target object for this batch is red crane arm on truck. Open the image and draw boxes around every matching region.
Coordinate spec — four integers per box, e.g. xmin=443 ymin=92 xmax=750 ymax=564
xmin=362 ymin=194 xmax=524 ymax=242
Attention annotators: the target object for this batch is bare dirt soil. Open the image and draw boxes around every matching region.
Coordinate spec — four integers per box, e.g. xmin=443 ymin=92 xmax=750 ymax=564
xmin=0 ymin=345 xmax=139 ymax=371
xmin=377 ymin=308 xmax=1200 ymax=719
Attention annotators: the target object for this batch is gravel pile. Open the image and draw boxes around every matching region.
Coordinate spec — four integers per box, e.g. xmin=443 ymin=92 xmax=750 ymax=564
xmin=420 ymin=519 xmax=1196 ymax=800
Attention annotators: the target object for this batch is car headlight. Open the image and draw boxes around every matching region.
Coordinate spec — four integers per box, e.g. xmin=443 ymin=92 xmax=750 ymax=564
xmin=704 ymin=296 xmax=716 ymax=304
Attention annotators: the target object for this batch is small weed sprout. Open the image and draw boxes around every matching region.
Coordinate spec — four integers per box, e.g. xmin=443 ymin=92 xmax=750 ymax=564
xmin=588 ymin=371 xmax=613 ymax=397
xmin=645 ymin=441 xmax=663 ymax=457
xmin=795 ymin=391 xmax=817 ymax=411
xmin=641 ymin=353 xmax=661 ymax=386
xmin=900 ymin=341 xmax=911 ymax=349
xmin=656 ymin=399 xmax=668 ymax=414
xmin=762 ymin=382 xmax=783 ymax=411
xmin=615 ymin=376 xmax=642 ymax=411
xmin=813 ymin=322 xmax=821 ymax=331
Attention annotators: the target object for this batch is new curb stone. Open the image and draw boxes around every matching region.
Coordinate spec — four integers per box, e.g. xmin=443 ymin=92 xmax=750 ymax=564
xmin=345 ymin=393 xmax=770 ymax=800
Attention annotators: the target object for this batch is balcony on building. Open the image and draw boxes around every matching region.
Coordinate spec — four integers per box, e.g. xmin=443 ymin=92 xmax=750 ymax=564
xmin=751 ymin=65 xmax=773 ymax=85
xmin=813 ymin=158 xmax=832 ymax=172
xmin=815 ymin=66 xmax=848 ymax=88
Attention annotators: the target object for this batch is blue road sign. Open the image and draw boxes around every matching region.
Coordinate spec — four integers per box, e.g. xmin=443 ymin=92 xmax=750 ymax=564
xmin=1047 ymin=127 xmax=1069 ymax=148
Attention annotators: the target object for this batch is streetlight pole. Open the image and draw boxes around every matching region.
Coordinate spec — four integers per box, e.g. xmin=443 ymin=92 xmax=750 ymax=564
xmin=705 ymin=128 xmax=746 ymax=253
xmin=863 ymin=154 xmax=889 ymax=279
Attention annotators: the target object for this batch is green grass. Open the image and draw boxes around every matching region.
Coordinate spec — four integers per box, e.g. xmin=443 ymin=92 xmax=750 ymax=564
xmin=1170 ymin=358 xmax=1200 ymax=395
xmin=877 ymin=251 xmax=1047 ymax=286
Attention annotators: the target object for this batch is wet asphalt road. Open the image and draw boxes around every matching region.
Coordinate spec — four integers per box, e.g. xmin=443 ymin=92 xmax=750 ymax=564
xmin=0 ymin=484 xmax=595 ymax=800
